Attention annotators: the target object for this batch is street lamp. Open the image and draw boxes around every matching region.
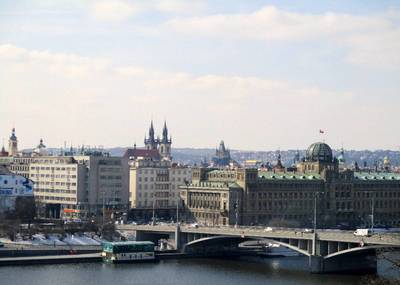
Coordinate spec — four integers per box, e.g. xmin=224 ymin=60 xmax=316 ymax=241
xmin=234 ymin=195 xmax=239 ymax=228
xmin=151 ymin=197 xmax=155 ymax=226
xmin=102 ymin=189 xmax=105 ymax=226
xmin=176 ymin=198 xmax=179 ymax=225
xmin=313 ymin=192 xmax=324 ymax=231
xmin=370 ymin=192 xmax=375 ymax=231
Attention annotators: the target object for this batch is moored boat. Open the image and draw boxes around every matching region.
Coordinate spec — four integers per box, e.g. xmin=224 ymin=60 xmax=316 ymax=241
xmin=102 ymin=241 xmax=156 ymax=263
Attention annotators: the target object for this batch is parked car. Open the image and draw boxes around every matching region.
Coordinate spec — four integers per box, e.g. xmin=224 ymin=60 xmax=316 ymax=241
xmin=302 ymin=228 xmax=314 ymax=233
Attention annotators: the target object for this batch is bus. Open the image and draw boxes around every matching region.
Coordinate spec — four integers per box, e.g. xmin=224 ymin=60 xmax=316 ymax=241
xmin=102 ymin=241 xmax=155 ymax=263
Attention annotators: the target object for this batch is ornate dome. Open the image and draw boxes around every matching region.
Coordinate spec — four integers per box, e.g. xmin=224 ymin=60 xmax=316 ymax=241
xmin=306 ymin=142 xmax=333 ymax=163
xmin=33 ymin=138 xmax=48 ymax=156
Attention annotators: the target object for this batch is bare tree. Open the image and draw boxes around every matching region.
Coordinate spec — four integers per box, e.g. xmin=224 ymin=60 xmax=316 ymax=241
xmin=361 ymin=249 xmax=400 ymax=285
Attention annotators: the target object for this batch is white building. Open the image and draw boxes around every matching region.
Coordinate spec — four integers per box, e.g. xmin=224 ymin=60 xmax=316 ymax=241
xmin=128 ymin=158 xmax=191 ymax=209
xmin=29 ymin=153 xmax=129 ymax=219
xmin=124 ymin=145 xmax=191 ymax=220
xmin=0 ymin=166 xmax=33 ymax=213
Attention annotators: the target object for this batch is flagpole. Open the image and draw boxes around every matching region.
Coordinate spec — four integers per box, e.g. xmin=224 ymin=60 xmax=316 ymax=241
xmin=319 ymin=129 xmax=326 ymax=143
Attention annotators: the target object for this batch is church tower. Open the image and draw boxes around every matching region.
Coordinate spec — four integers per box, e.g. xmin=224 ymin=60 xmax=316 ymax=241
xmin=159 ymin=121 xmax=172 ymax=160
xmin=8 ymin=128 xmax=18 ymax=157
xmin=144 ymin=120 xmax=158 ymax=150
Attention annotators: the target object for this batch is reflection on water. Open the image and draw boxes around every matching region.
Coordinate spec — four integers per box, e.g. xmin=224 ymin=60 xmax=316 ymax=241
xmin=0 ymin=256 xmax=370 ymax=285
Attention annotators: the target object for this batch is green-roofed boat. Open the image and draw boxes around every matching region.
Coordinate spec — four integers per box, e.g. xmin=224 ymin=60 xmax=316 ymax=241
xmin=102 ymin=241 xmax=156 ymax=263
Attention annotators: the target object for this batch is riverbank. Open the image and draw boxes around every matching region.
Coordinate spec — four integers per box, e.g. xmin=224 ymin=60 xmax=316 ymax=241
xmin=0 ymin=248 xmax=189 ymax=266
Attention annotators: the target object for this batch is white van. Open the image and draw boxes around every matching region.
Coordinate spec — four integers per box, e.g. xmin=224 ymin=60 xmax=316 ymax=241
xmin=353 ymin=229 xmax=372 ymax=236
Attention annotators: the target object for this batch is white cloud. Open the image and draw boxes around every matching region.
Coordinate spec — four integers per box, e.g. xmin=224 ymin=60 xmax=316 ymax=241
xmin=163 ymin=6 xmax=400 ymax=70
xmin=88 ymin=0 xmax=204 ymax=22
xmin=154 ymin=0 xmax=205 ymax=15
xmin=0 ymin=43 xmax=355 ymax=148
xmin=90 ymin=1 xmax=140 ymax=22
xmin=0 ymin=44 xmax=110 ymax=78
xmin=1 ymin=43 xmax=398 ymax=150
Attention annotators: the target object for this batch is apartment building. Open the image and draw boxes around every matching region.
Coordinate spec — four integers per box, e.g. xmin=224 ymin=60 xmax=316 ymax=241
xmin=29 ymin=154 xmax=129 ymax=219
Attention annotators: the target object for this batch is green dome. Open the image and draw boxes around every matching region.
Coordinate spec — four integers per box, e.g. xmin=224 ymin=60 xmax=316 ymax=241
xmin=306 ymin=142 xmax=333 ymax=163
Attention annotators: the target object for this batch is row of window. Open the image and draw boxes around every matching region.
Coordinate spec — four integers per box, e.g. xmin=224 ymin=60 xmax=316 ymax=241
xmin=32 ymin=159 xmax=72 ymax=164
xmin=251 ymin=183 xmax=322 ymax=190
xmin=250 ymin=200 xmax=315 ymax=211
xmin=99 ymin=183 xmax=122 ymax=188
xmin=355 ymin=191 xmax=400 ymax=198
xmin=138 ymin=176 xmax=182 ymax=182
xmin=137 ymin=200 xmax=171 ymax=208
xmin=137 ymin=192 xmax=176 ymax=198
xmin=31 ymin=166 xmax=77 ymax=171
xmin=137 ymin=169 xmax=188 ymax=175
xmin=352 ymin=200 xmax=400 ymax=209
xmin=33 ymin=181 xmax=76 ymax=186
xmin=34 ymin=189 xmax=77 ymax=194
xmin=99 ymin=167 xmax=121 ymax=173
xmin=189 ymin=200 xmax=222 ymax=210
xmin=36 ymin=196 xmax=77 ymax=202
xmin=10 ymin=165 xmax=28 ymax=171
xmin=100 ymin=175 xmax=122 ymax=180
xmin=251 ymin=191 xmax=317 ymax=199
xmin=31 ymin=174 xmax=77 ymax=179
xmin=354 ymin=183 xmax=400 ymax=189
xmin=192 ymin=212 xmax=221 ymax=220
xmin=137 ymin=184 xmax=171 ymax=190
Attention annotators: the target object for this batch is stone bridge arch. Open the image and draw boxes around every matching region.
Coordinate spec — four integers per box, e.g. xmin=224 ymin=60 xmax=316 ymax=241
xmin=323 ymin=245 xmax=398 ymax=260
xmin=182 ymin=235 xmax=311 ymax=257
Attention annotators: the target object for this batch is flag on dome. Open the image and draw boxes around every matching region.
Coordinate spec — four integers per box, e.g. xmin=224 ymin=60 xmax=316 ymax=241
xmin=319 ymin=129 xmax=325 ymax=134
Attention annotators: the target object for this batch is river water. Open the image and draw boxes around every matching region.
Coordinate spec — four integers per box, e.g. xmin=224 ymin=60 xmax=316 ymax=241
xmin=0 ymin=256 xmax=398 ymax=285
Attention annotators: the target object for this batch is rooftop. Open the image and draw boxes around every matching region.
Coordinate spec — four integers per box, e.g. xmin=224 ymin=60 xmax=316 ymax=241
xmin=123 ymin=148 xmax=161 ymax=160
xmin=185 ymin=181 xmax=242 ymax=189
xmin=354 ymin=172 xmax=400 ymax=181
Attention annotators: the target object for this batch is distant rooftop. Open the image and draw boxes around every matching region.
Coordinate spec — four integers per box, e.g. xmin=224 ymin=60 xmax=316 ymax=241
xmin=123 ymin=148 xmax=161 ymax=160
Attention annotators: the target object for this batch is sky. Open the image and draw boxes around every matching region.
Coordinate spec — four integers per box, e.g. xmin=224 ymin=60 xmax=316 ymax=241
xmin=0 ymin=0 xmax=399 ymax=151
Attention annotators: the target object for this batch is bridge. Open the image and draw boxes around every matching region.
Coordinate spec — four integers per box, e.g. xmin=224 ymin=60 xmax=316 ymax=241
xmin=117 ymin=224 xmax=400 ymax=273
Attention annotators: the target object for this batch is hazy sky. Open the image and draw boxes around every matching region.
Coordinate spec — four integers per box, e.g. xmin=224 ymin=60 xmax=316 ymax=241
xmin=1 ymin=1 xmax=399 ymax=151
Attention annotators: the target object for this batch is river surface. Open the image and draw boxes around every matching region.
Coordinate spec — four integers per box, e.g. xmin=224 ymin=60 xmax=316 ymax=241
xmin=0 ymin=256 xmax=398 ymax=285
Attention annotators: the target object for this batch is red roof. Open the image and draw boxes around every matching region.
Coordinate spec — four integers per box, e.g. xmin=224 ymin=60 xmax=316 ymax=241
xmin=123 ymin=148 xmax=160 ymax=160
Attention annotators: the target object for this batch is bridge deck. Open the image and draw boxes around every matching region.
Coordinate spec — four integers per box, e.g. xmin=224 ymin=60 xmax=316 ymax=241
xmin=118 ymin=225 xmax=400 ymax=246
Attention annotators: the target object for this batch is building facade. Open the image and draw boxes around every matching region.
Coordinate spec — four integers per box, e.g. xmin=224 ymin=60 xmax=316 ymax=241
xmin=29 ymin=154 xmax=129 ymax=219
xmin=125 ymin=122 xmax=191 ymax=220
xmin=129 ymin=159 xmax=191 ymax=208
xmin=180 ymin=142 xmax=400 ymax=227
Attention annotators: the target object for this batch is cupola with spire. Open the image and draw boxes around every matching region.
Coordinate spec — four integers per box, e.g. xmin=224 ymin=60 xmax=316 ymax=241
xmin=144 ymin=120 xmax=158 ymax=150
xmin=8 ymin=128 xmax=18 ymax=157
xmin=159 ymin=120 xmax=172 ymax=160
